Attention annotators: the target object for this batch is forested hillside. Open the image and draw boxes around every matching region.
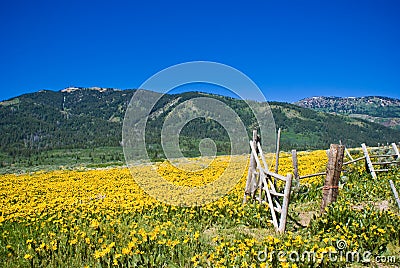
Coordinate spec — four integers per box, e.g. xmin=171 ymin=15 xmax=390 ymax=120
xmin=1 ymin=88 xmax=399 ymax=166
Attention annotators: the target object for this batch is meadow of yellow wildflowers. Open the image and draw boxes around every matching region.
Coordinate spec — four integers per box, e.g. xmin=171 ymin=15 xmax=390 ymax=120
xmin=1 ymin=150 xmax=399 ymax=267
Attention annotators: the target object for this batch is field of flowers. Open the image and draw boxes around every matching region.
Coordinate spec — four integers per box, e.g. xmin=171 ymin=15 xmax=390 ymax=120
xmin=1 ymin=150 xmax=399 ymax=267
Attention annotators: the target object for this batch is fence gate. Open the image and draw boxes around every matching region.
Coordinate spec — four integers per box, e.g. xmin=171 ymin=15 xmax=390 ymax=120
xmin=361 ymin=143 xmax=400 ymax=179
xmin=243 ymin=130 xmax=292 ymax=233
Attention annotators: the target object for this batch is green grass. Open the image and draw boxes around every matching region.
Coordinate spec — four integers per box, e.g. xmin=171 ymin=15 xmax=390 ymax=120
xmin=0 ymin=147 xmax=124 ymax=174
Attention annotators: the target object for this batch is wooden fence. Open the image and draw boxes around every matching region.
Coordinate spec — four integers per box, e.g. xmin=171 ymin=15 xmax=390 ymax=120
xmin=243 ymin=130 xmax=400 ymax=233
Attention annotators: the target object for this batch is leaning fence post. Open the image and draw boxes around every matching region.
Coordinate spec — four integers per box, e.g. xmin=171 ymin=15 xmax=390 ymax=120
xmin=275 ymin=128 xmax=281 ymax=174
xmin=392 ymin=143 xmax=400 ymax=160
xmin=361 ymin=143 xmax=377 ymax=179
xmin=320 ymin=144 xmax=345 ymax=213
xmin=291 ymin=149 xmax=300 ymax=190
xmin=243 ymin=130 xmax=258 ymax=204
xmin=389 ymin=180 xmax=400 ymax=210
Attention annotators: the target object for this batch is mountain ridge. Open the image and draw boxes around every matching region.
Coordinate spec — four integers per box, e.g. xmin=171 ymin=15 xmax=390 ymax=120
xmin=295 ymin=96 xmax=400 ymax=129
xmin=1 ymin=88 xmax=399 ymax=165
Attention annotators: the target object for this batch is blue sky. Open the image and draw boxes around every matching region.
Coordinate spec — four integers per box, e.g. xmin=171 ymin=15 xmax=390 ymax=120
xmin=0 ymin=0 xmax=399 ymax=102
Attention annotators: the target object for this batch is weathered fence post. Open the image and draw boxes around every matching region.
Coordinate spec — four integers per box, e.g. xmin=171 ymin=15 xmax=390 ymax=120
xmin=275 ymin=128 xmax=281 ymax=174
xmin=392 ymin=143 xmax=400 ymax=160
xmin=291 ymin=149 xmax=300 ymax=190
xmin=320 ymin=144 xmax=345 ymax=213
xmin=243 ymin=130 xmax=258 ymax=204
xmin=362 ymin=143 xmax=377 ymax=179
xmin=389 ymin=180 xmax=400 ymax=210
xmin=278 ymin=173 xmax=293 ymax=233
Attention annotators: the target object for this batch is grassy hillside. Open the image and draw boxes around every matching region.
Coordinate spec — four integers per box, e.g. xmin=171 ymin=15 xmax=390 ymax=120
xmin=1 ymin=88 xmax=399 ymax=171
